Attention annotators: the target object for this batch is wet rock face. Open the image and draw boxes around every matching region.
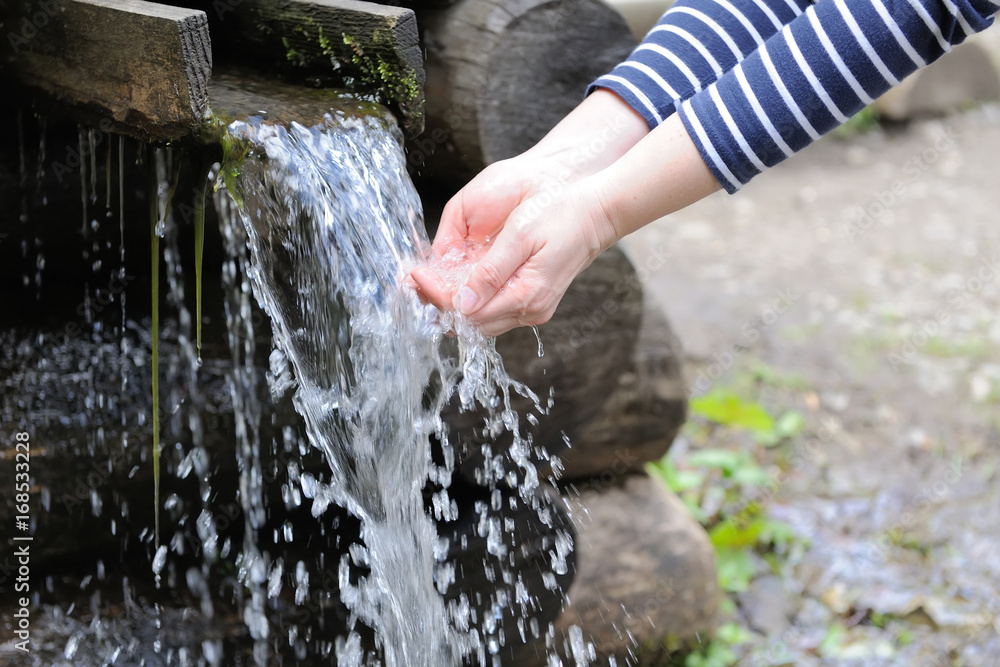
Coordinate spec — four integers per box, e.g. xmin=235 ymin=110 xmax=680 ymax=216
xmin=546 ymin=474 xmax=719 ymax=664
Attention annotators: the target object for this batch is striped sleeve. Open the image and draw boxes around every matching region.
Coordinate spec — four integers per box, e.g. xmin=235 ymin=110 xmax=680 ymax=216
xmin=680 ymin=0 xmax=997 ymax=191
xmin=588 ymin=0 xmax=813 ymax=127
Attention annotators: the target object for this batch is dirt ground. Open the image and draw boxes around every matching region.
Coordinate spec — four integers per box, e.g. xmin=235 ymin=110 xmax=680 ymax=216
xmin=620 ymin=68 xmax=1000 ymax=664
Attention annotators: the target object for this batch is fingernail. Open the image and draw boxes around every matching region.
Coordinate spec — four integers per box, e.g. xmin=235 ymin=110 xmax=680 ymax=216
xmin=457 ymin=286 xmax=479 ymax=314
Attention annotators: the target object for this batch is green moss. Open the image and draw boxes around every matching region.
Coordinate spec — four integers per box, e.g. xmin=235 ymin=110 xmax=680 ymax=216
xmin=193 ymin=159 xmax=211 ymax=365
xmin=282 ymin=36 xmax=305 ymax=66
xmin=148 ymin=159 xmax=162 ymax=551
xmin=218 ymin=131 xmax=250 ymax=208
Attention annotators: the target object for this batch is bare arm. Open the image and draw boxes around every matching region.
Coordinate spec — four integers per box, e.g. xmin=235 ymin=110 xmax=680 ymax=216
xmin=411 ymin=112 xmax=720 ymax=337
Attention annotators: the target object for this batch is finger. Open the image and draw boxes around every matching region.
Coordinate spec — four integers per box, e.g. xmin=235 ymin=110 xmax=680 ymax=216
xmin=432 ymin=192 xmax=471 ymax=251
xmin=475 ymin=316 xmax=525 ymax=338
xmin=409 ymin=267 xmax=454 ymax=311
xmin=456 ymin=232 xmax=532 ymax=316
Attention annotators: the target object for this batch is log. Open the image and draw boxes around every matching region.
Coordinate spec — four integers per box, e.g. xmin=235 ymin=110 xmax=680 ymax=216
xmin=442 ymin=244 xmax=688 ymax=486
xmin=1 ymin=0 xmax=212 ymax=143
xmin=410 ymin=0 xmax=637 ymax=183
xmin=181 ymin=0 xmax=426 ymax=137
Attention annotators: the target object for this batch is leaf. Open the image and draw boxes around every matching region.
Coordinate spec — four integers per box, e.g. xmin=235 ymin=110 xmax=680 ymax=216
xmin=755 ymin=410 xmax=805 ymax=447
xmin=691 ymin=390 xmax=775 ymax=432
xmin=646 ymin=459 xmax=706 ymax=492
xmin=775 ymin=411 xmax=806 ymax=438
xmin=687 ymin=448 xmax=747 ymax=474
xmin=730 ymin=464 xmax=770 ymax=487
xmin=709 ymin=517 xmax=766 ymax=550
xmin=716 ymin=622 xmax=753 ymax=645
xmin=758 ymin=518 xmax=797 ymax=547
xmin=715 ymin=547 xmax=756 ymax=593
xmin=818 ymin=622 xmax=847 ymax=657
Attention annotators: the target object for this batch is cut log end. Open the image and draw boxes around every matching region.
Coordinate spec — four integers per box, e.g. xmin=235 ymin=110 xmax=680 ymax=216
xmin=416 ymin=0 xmax=637 ymax=183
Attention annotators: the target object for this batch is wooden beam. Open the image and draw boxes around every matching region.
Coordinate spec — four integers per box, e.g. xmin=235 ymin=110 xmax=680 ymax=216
xmin=193 ymin=0 xmax=425 ymax=137
xmin=2 ymin=0 xmax=212 ymax=143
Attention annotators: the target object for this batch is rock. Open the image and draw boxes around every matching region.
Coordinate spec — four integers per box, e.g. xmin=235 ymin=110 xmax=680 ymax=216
xmin=606 ymin=0 xmax=673 ymax=39
xmin=874 ymin=41 xmax=1000 ymax=121
xmin=739 ymin=575 xmax=792 ymax=636
xmin=519 ymin=473 xmax=718 ymax=665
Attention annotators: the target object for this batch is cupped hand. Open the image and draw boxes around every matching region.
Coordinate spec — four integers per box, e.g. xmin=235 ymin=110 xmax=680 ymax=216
xmin=411 ymin=175 xmax=614 ymax=337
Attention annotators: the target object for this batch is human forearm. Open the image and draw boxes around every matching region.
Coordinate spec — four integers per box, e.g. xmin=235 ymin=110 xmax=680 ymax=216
xmin=520 ymin=89 xmax=650 ymax=179
xmin=590 ymin=113 xmax=721 ymax=250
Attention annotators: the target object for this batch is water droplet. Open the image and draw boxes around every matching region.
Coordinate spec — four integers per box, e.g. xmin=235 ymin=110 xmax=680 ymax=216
xmin=152 ymin=545 xmax=168 ymax=575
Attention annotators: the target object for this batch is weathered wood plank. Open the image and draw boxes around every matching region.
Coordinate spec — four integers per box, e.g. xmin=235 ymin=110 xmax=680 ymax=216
xmin=2 ymin=0 xmax=212 ymax=143
xmin=205 ymin=67 xmax=400 ymax=137
xmin=190 ymin=0 xmax=425 ymax=137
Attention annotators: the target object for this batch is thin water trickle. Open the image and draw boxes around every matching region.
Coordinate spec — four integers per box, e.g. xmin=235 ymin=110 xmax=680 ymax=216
xmin=218 ymin=109 xmax=565 ymax=665
xmin=216 ymin=190 xmax=272 ymax=663
xmin=35 ymin=116 xmax=46 ymax=183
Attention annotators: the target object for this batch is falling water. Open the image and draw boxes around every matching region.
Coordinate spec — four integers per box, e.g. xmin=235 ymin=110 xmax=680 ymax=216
xmin=219 ymin=110 xmax=459 ymax=665
xmin=216 ymin=106 xmax=566 ymax=665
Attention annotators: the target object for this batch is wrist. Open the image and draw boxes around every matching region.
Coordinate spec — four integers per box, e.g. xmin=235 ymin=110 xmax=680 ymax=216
xmin=525 ymin=89 xmax=649 ymax=180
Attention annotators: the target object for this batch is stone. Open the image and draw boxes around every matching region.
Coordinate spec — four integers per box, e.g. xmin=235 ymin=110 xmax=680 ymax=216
xmin=874 ymin=41 xmax=1000 ymax=121
xmin=739 ymin=575 xmax=792 ymax=636
xmin=517 ymin=473 xmax=719 ymax=665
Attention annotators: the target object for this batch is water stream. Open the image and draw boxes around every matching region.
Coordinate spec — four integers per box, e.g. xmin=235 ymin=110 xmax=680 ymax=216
xmin=1 ymin=102 xmax=579 ymax=666
xmin=217 ymin=109 xmax=563 ymax=665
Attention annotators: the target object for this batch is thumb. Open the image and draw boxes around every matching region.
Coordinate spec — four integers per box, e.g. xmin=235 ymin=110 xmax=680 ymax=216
xmin=456 ymin=231 xmax=531 ymax=316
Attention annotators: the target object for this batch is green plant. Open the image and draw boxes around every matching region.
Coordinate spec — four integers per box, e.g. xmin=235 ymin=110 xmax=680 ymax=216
xmin=682 ymin=623 xmax=752 ymax=667
xmin=832 ymin=105 xmax=881 ymax=138
xmin=650 ymin=382 xmax=806 ymax=661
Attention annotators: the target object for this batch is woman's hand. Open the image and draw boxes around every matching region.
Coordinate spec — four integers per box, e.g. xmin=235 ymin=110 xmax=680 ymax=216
xmin=410 ymin=107 xmax=721 ymax=337
xmin=412 ymin=177 xmax=615 ymax=336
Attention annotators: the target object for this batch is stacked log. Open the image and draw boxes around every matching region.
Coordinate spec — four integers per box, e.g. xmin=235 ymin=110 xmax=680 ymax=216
xmin=0 ymin=0 xmax=212 ymax=142
xmin=405 ymin=0 xmax=638 ymax=183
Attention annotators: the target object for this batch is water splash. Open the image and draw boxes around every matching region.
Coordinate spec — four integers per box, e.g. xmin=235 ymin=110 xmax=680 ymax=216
xmin=215 ymin=102 xmax=575 ymax=664
xmin=220 ymin=111 xmax=459 ymax=665
xmin=193 ymin=160 xmax=211 ymax=365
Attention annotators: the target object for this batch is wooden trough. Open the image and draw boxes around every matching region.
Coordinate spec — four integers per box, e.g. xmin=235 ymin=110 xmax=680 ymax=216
xmin=2 ymin=0 xmax=424 ymax=139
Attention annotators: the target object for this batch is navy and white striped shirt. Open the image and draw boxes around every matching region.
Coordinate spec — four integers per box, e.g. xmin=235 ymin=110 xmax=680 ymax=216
xmin=591 ymin=0 xmax=998 ymax=192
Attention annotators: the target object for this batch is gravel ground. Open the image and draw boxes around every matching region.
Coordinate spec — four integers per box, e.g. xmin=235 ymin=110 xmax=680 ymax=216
xmin=621 ymin=92 xmax=1000 ymax=665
